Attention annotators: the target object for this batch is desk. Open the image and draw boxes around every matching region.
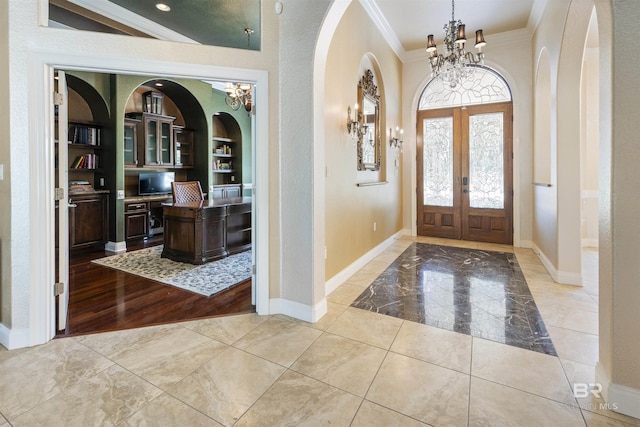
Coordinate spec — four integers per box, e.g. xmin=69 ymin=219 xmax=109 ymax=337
xmin=162 ymin=197 xmax=251 ymax=264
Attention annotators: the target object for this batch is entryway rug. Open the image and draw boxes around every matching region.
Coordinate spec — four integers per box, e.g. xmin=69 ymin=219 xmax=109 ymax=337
xmin=351 ymin=243 xmax=557 ymax=355
xmin=92 ymin=246 xmax=252 ymax=297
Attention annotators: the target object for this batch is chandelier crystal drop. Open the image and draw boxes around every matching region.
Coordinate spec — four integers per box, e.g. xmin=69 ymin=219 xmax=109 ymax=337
xmin=426 ymin=0 xmax=487 ymax=88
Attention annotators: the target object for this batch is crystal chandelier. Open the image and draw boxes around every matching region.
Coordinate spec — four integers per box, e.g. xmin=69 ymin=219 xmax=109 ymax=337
xmin=426 ymin=0 xmax=487 ymax=88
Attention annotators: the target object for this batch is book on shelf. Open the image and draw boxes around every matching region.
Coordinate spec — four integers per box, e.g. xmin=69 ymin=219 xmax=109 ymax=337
xmin=68 ymin=125 xmax=101 ymax=146
xmin=69 ymin=180 xmax=93 ymax=193
xmin=70 ymin=153 xmax=98 ymax=169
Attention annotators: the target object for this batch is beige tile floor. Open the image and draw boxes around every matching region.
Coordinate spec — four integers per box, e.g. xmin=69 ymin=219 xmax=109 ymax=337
xmin=0 ymin=237 xmax=638 ymax=426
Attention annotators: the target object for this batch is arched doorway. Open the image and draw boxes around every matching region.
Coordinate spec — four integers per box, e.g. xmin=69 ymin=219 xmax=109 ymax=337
xmin=416 ymin=66 xmax=514 ymax=244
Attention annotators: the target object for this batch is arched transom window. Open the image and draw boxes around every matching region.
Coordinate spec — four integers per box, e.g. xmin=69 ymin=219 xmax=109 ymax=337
xmin=419 ymin=65 xmax=512 ymax=110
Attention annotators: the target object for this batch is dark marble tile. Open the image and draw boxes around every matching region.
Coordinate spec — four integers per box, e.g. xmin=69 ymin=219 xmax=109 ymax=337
xmin=351 ymin=243 xmax=557 ymax=355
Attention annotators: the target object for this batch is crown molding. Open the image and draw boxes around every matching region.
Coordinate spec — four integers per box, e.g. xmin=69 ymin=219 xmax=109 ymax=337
xmin=527 ymin=0 xmax=549 ymax=35
xmin=358 ymin=0 xmax=407 ymax=61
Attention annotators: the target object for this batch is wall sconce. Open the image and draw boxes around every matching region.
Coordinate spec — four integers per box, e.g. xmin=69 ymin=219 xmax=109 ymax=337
xmin=346 ymin=104 xmax=363 ymax=140
xmin=225 ymin=82 xmax=253 ymax=112
xmin=389 ymin=126 xmax=403 ymax=148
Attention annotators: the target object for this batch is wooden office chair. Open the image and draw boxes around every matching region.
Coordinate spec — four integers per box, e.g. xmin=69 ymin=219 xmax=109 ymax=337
xmin=171 ymin=181 xmax=204 ymax=203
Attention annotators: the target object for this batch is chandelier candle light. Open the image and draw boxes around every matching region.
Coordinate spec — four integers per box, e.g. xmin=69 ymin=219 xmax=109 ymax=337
xmin=346 ymin=103 xmax=367 ymax=140
xmin=426 ymin=0 xmax=487 ymax=88
xmin=389 ymin=126 xmax=403 ymax=148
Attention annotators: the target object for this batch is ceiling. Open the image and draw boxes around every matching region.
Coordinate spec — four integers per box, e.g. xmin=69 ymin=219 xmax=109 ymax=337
xmin=49 ymin=0 xmax=540 ymax=57
xmin=370 ymin=0 xmax=537 ymax=53
xmin=49 ymin=0 xmax=262 ymax=50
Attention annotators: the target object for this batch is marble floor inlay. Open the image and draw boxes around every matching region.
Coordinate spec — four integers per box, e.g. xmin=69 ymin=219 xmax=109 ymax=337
xmin=351 ymin=243 xmax=557 ymax=355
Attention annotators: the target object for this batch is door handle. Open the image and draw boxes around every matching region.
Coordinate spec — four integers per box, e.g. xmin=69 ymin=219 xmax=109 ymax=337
xmin=68 ymin=200 xmax=78 ymax=208
xmin=462 ymin=177 xmax=468 ymax=186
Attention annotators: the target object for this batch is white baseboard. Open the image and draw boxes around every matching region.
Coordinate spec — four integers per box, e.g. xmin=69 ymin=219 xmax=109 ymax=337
xmin=105 ymin=241 xmax=127 ymax=254
xmin=596 ymin=362 xmax=640 ymax=419
xmin=517 ymin=239 xmax=533 ymax=249
xmin=0 ymin=323 xmax=30 ymax=350
xmin=269 ymin=297 xmax=327 ymax=323
xmin=324 ymin=229 xmax=407 ymax=296
xmin=531 ymin=243 xmax=582 ymax=286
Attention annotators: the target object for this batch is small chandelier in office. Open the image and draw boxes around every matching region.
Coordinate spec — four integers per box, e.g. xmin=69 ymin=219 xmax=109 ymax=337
xmin=425 ymin=0 xmax=487 ymax=88
xmin=224 ymin=82 xmax=252 ymax=112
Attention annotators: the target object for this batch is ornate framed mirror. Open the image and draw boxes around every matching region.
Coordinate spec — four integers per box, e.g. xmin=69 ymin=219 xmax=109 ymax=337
xmin=357 ymin=70 xmax=381 ymax=171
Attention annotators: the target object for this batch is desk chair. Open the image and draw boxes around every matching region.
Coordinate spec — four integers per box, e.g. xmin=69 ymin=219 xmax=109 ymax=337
xmin=171 ymin=181 xmax=204 ymax=203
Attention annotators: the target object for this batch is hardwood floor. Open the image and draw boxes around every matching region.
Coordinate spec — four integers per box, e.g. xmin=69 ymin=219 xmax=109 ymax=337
xmin=58 ymin=237 xmax=254 ymax=337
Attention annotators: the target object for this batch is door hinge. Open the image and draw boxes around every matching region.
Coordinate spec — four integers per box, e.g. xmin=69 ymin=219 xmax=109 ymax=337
xmin=54 ymin=282 xmax=65 ymax=296
xmin=54 ymin=187 xmax=64 ymax=201
xmin=54 ymin=92 xmax=64 ymax=106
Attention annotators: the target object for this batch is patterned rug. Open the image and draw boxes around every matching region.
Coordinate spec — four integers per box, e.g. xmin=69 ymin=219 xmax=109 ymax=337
xmin=92 ymin=246 xmax=252 ymax=297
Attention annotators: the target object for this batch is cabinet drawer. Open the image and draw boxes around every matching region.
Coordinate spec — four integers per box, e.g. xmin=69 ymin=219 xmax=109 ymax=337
xmin=126 ymin=202 xmax=148 ymax=213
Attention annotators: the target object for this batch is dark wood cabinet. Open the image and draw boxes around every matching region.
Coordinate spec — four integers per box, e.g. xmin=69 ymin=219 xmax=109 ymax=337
xmin=173 ymin=126 xmax=194 ymax=168
xmin=211 ymin=184 xmax=242 ymax=199
xmin=127 ymin=112 xmax=175 ymax=167
xmin=68 ymin=192 xmax=109 ymax=250
xmin=226 ymin=202 xmax=252 ymax=254
xmin=124 ymin=201 xmax=149 ymax=240
xmin=123 ymin=118 xmax=140 ymax=167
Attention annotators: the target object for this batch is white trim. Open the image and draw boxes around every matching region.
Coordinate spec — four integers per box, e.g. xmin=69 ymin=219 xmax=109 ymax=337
xmin=518 ymin=239 xmax=534 ymax=249
xmin=596 ymin=363 xmax=640 ymax=419
xmin=582 ymin=190 xmax=599 ymax=199
xmin=0 ymin=324 xmax=30 ymax=350
xmin=359 ymin=0 xmax=405 ymax=60
xmin=105 ymin=241 xmax=127 ymax=254
xmin=581 ymin=238 xmax=599 ymax=248
xmin=532 ymin=242 xmax=582 ymax=286
xmin=557 ymin=270 xmax=582 ymax=286
xmin=325 ymin=229 xmax=407 ymax=295
xmin=28 ymin=50 xmax=270 ymax=347
xmin=270 ymin=297 xmax=328 ymax=323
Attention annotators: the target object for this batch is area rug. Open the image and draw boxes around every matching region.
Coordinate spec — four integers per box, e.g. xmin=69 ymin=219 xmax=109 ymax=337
xmin=351 ymin=243 xmax=557 ymax=355
xmin=92 ymin=246 xmax=252 ymax=297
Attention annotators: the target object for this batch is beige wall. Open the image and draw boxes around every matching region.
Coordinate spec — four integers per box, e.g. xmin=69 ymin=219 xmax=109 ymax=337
xmin=531 ymin=0 xmax=571 ymax=269
xmin=599 ymin=0 xmax=640 ymax=410
xmin=0 ymin=1 xmax=9 ymax=327
xmin=324 ymin=1 xmax=403 ymax=280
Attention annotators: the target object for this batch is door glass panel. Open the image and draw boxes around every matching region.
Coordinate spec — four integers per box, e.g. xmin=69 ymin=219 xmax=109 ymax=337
xmin=146 ymin=119 xmax=158 ymax=164
xmin=469 ymin=112 xmax=504 ymax=209
xmin=423 ymin=117 xmax=453 ymax=207
xmin=160 ymin=121 xmax=171 ymax=164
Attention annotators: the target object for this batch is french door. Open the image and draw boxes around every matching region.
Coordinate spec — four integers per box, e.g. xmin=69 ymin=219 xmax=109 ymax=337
xmin=417 ymin=102 xmax=513 ymax=244
xmin=55 ymin=70 xmax=70 ymax=331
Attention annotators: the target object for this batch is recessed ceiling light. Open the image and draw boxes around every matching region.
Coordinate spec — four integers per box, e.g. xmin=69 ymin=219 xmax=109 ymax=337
xmin=156 ymin=3 xmax=171 ymax=12
xmin=155 ymin=82 xmax=164 ymax=87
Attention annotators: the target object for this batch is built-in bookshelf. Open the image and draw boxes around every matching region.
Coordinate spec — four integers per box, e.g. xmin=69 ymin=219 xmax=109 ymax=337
xmin=66 ymin=121 xmax=104 ymax=191
xmin=211 ymin=114 xmax=242 ymax=198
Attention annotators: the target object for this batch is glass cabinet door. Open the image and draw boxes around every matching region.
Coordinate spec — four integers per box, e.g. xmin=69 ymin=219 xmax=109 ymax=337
xmin=123 ymin=120 xmax=138 ymax=166
xmin=160 ymin=120 xmax=172 ymax=165
xmin=145 ymin=117 xmax=159 ymax=165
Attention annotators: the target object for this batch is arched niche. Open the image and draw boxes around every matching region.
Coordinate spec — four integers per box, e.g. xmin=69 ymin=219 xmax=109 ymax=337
xmin=534 ymin=49 xmax=552 ymax=185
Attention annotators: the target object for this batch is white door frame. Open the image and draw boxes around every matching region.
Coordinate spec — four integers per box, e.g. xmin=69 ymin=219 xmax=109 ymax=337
xmin=28 ymin=51 xmax=270 ymax=345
